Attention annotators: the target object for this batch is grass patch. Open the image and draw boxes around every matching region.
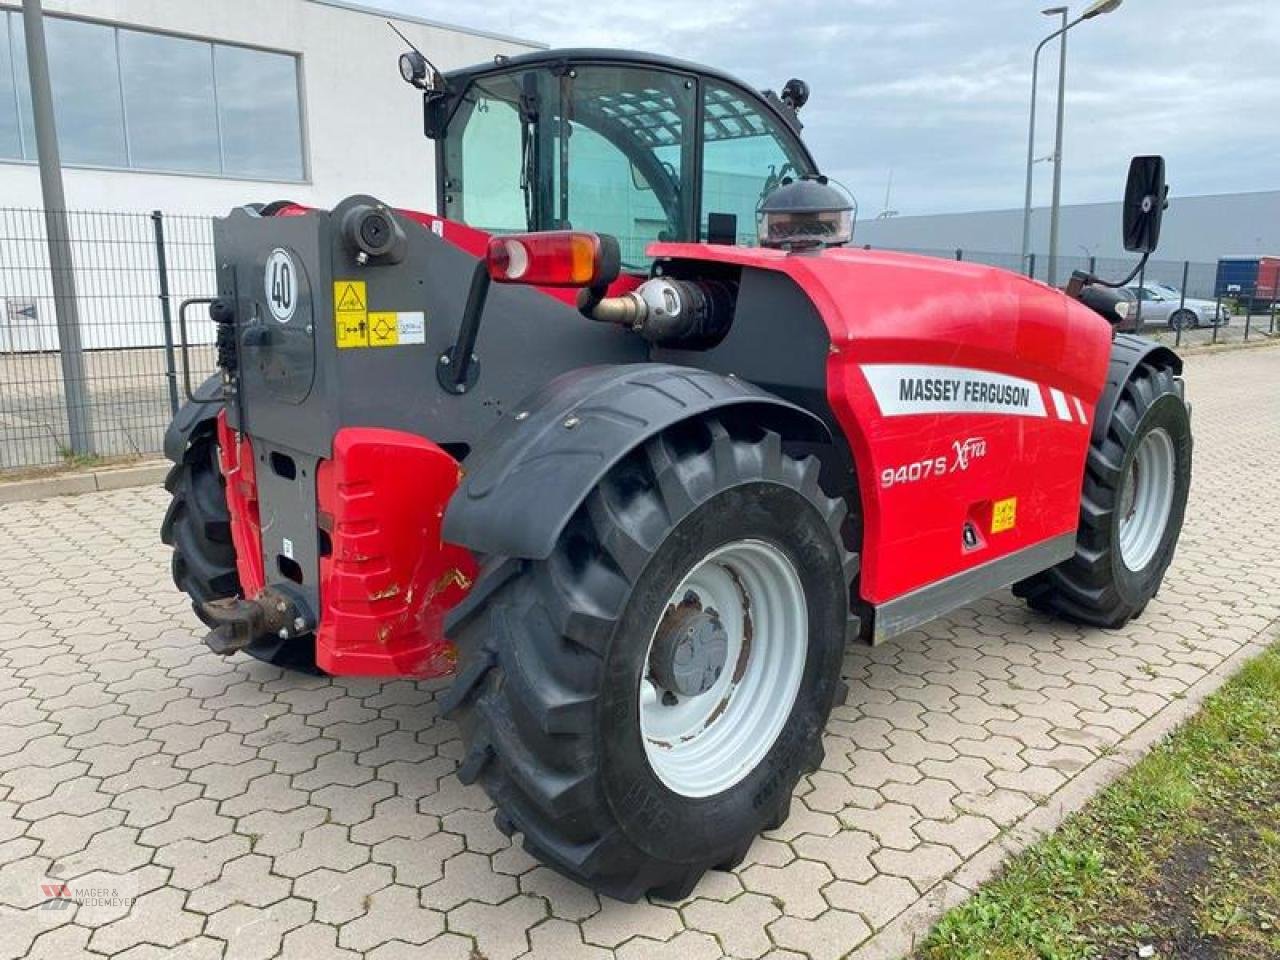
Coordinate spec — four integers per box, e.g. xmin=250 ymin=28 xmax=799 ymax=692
xmin=919 ymin=639 xmax=1280 ymax=960
xmin=0 ymin=452 xmax=144 ymax=482
xmin=57 ymin=446 xmax=105 ymax=469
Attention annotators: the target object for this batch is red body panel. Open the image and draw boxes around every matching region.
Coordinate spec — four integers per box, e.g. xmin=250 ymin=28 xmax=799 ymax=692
xmin=217 ymin=415 xmax=475 ymax=678
xmin=650 ymin=242 xmax=1113 ymax=603
xmin=313 ymin=429 xmax=477 ymax=678
xmin=217 ymin=412 xmax=266 ymax=598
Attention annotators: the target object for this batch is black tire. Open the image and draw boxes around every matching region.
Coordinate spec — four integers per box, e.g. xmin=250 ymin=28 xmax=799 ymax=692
xmin=1169 ymin=309 xmax=1197 ymax=330
xmin=161 ymin=418 xmax=321 ymax=673
xmin=1014 ymin=361 xmax=1191 ymax=628
xmin=442 ymin=417 xmax=855 ymax=901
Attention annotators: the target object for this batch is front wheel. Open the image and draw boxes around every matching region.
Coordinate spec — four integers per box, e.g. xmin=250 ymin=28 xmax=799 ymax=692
xmin=1015 ymin=361 xmax=1191 ymax=628
xmin=1168 ymin=309 xmax=1197 ymax=330
xmin=442 ymin=417 xmax=854 ymax=900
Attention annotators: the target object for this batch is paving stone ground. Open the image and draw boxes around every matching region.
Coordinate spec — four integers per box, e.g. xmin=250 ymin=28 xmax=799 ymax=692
xmin=1 ymin=345 xmax=1278 ymax=960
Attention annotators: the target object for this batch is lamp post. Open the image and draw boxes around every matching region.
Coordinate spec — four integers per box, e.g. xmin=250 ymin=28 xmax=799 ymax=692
xmin=1019 ymin=0 xmax=1123 ymax=284
xmin=1020 ymin=6 xmax=1066 ymax=279
xmin=22 ymin=0 xmax=93 ymax=455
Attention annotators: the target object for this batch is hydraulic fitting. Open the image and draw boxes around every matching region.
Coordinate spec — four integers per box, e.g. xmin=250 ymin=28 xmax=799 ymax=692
xmin=588 ymin=277 xmax=735 ymax=348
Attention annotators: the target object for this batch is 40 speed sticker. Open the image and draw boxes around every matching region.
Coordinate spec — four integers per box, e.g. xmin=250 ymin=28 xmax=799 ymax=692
xmin=881 ymin=436 xmax=987 ymax=488
xmin=264 ymin=248 xmax=298 ymax=323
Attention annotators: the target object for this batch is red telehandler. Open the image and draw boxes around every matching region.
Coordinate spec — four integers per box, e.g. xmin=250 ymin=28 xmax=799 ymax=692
xmin=162 ymin=48 xmax=1191 ymax=900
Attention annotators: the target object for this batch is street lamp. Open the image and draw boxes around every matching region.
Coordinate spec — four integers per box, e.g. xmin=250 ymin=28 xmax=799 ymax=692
xmin=1019 ymin=7 xmax=1067 ymax=280
xmin=1019 ymin=0 xmax=1123 ymax=285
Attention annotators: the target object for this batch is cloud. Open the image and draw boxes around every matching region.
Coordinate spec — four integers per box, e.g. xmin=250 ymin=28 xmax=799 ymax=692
xmin=387 ymin=0 xmax=1280 ymax=215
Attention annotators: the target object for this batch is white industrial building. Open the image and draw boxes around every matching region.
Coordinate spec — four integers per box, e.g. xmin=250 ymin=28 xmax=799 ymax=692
xmin=0 ymin=0 xmax=542 ymax=352
xmin=0 ymin=0 xmax=542 ymax=213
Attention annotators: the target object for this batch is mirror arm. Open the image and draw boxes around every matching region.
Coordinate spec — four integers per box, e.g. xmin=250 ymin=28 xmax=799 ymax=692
xmin=1088 ymin=251 xmax=1150 ymax=290
xmin=1067 ymin=251 xmax=1150 ymax=300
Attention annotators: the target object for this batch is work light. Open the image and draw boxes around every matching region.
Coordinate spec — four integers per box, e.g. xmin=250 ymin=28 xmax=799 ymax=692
xmin=758 ymin=176 xmax=854 ymax=251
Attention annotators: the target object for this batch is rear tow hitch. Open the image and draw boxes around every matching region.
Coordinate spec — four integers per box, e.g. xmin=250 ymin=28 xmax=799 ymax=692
xmin=201 ymin=584 xmax=317 ymax=656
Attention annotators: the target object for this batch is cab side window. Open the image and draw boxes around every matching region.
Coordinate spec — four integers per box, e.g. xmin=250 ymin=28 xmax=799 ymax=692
xmin=700 ymin=81 xmax=808 ymax=244
xmin=459 ymin=94 xmax=527 ymax=233
xmin=444 ymin=71 xmax=538 ymax=234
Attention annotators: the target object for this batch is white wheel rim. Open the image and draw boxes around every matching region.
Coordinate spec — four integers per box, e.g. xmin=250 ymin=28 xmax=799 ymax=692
xmin=639 ymin=539 xmax=807 ymax=799
xmin=1118 ymin=427 xmax=1175 ymax=572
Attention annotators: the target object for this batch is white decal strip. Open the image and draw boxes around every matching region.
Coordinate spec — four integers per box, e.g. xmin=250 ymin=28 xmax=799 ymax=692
xmin=860 ymin=364 xmax=1048 ymax=418
xmin=1049 ymin=388 xmax=1072 ymax=421
xmin=1072 ymin=395 xmax=1087 ymax=423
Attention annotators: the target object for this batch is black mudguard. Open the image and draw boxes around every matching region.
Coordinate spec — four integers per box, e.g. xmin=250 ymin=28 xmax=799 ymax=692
xmin=443 ymin=363 xmax=831 ymax=560
xmin=1092 ymin=334 xmax=1184 ymax=447
xmin=163 ymin=374 xmax=224 ymax=463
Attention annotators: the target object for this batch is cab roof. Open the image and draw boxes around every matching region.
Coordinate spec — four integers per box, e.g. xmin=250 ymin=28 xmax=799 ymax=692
xmin=441 ymin=47 xmax=810 ymax=141
xmin=445 ymin=47 xmax=751 ymax=88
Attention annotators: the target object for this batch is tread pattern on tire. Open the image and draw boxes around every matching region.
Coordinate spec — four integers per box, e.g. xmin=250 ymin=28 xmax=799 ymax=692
xmin=1014 ymin=360 xmax=1185 ymax=628
xmin=443 ymin=417 xmax=854 ymax=901
xmin=161 ymin=419 xmax=241 ymax=623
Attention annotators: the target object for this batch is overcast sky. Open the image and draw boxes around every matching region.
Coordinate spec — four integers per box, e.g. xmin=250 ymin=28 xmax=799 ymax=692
xmin=380 ymin=0 xmax=1279 ymax=217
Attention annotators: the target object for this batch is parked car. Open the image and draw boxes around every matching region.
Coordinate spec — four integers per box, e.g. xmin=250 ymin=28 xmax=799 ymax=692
xmin=1126 ymin=282 xmax=1230 ymax=329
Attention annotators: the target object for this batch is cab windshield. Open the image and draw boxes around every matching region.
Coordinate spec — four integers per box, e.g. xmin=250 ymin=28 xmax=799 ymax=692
xmin=438 ymin=62 xmax=813 ymax=269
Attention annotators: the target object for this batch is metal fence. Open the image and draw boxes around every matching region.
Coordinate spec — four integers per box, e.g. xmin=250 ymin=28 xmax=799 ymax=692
xmin=0 ymin=208 xmax=216 ymax=470
xmin=1 ymin=207 xmax=1276 ymax=471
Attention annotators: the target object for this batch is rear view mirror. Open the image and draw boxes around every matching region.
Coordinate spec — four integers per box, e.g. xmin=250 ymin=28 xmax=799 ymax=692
xmin=1122 ymin=156 xmax=1168 ymax=254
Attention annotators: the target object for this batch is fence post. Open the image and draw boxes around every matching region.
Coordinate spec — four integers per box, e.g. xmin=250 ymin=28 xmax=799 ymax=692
xmin=1027 ymin=253 xmax=1036 ymax=279
xmin=1089 ymin=256 xmax=1097 ymax=276
xmin=1271 ymin=281 xmax=1277 ymax=335
xmin=152 ymin=210 xmax=180 ymax=416
xmin=1244 ymin=287 xmax=1252 ymax=342
xmin=1213 ymin=288 xmax=1222 ymax=344
xmin=1134 ymin=260 xmax=1146 ymax=329
xmin=955 ymin=248 xmax=963 ymax=261
xmin=1177 ymin=260 xmax=1189 ymax=349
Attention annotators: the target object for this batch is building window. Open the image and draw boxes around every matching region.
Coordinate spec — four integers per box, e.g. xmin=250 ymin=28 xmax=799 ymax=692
xmin=213 ymin=43 xmax=304 ymax=181
xmin=119 ymin=28 xmax=219 ymax=174
xmin=0 ymin=10 xmax=305 ymax=181
xmin=1 ymin=12 xmax=24 ymax=160
xmin=48 ymin=16 xmax=128 ymax=167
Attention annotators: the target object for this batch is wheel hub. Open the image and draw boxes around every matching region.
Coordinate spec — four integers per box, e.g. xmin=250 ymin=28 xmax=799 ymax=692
xmin=650 ymin=594 xmax=729 ymax=698
xmin=1118 ymin=426 xmax=1176 ymax=572
xmin=638 ymin=539 xmax=808 ymax=798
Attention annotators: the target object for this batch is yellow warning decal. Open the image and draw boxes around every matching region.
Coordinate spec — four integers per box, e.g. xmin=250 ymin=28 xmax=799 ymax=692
xmin=991 ymin=497 xmax=1017 ymax=533
xmin=368 ymin=311 xmax=399 ymax=347
xmin=334 ymin=280 xmax=368 ymax=349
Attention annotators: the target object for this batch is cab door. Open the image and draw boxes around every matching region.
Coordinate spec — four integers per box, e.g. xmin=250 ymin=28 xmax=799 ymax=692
xmin=549 ymin=63 xmax=698 ymax=266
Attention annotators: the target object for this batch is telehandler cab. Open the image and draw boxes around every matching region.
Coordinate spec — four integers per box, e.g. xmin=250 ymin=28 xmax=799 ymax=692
xmin=162 ymin=48 xmax=1191 ymax=900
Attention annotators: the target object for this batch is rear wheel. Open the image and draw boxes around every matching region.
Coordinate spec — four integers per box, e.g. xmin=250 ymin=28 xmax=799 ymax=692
xmin=1014 ymin=361 xmax=1191 ymax=628
xmin=161 ymin=417 xmax=320 ymax=673
xmin=442 ymin=417 xmax=853 ymax=901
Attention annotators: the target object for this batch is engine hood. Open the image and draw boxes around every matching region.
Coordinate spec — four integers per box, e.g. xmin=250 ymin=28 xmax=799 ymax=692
xmin=647 ymin=241 xmax=1112 ymax=403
